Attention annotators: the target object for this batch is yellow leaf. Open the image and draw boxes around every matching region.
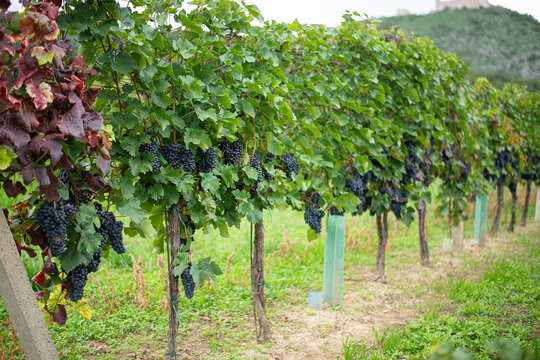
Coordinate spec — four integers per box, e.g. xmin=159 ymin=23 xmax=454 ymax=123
xmin=74 ymin=300 xmax=93 ymax=320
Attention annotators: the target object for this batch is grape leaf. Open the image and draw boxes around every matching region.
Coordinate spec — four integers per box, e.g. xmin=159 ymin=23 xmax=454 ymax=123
xmin=190 ymin=257 xmax=222 ymax=286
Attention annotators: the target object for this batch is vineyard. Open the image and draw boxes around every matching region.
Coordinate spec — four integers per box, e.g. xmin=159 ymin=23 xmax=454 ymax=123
xmin=0 ymin=0 xmax=538 ymax=360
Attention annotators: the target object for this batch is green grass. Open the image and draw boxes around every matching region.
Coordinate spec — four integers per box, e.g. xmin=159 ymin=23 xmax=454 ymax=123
xmin=339 ymin=229 xmax=540 ymax=360
xmin=1 ymin=185 xmax=538 ymax=359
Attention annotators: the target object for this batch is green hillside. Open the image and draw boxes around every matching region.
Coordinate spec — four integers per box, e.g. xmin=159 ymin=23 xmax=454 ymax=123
xmin=379 ymin=6 xmax=540 ymax=91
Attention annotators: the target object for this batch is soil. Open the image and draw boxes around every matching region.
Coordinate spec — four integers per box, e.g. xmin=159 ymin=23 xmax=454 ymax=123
xmin=236 ymin=223 xmax=538 ymax=360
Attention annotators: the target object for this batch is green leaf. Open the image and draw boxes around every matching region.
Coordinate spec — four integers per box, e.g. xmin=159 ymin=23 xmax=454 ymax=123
xmin=0 ymin=145 xmax=17 ymax=170
xmin=191 ymin=257 xmax=222 ymax=286
xmin=243 ymin=99 xmax=255 ymax=118
xmin=111 ymin=52 xmax=135 ymax=74
xmin=118 ymin=198 xmax=144 ymax=224
xmin=172 ymin=252 xmax=190 ymax=277
xmin=201 ymin=174 xmax=220 ymax=194
xmin=152 ymin=92 xmax=173 ymax=108
xmin=215 ymin=221 xmax=229 ymax=238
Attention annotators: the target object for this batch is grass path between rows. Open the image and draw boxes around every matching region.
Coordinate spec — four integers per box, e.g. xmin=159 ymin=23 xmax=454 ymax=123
xmin=1 ymin=191 xmax=538 ymax=359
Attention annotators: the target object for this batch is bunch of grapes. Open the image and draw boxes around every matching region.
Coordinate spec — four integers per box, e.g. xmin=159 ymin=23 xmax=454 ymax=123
xmin=86 ymin=248 xmax=102 ymax=273
xmin=380 ymin=185 xmax=408 ymax=220
xmin=282 ymin=153 xmax=300 ymax=179
xmin=251 ymin=153 xmax=263 ymax=182
xmin=220 ymin=134 xmax=243 ymax=166
xmin=140 ymin=133 xmax=160 ymax=173
xmin=181 ymin=261 xmax=196 ymax=299
xmin=34 ymin=202 xmax=77 ymax=256
xmin=95 ymin=203 xmax=125 ymax=254
xmin=161 ymin=144 xmax=196 ymax=172
xmin=329 ymin=206 xmax=344 ymax=216
xmin=304 ymin=205 xmax=325 ymax=233
xmin=263 ymin=153 xmax=275 ymax=180
xmin=67 ymin=265 xmax=89 ymax=302
xmin=508 ymin=180 xmax=517 ymax=195
xmin=459 ymin=163 xmax=470 ymax=183
xmin=196 ymin=148 xmax=217 ymax=173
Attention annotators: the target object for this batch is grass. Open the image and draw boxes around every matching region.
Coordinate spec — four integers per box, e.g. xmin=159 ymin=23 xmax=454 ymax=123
xmin=1 ymin=185 xmax=538 ymax=359
xmin=339 ymin=228 xmax=540 ymax=360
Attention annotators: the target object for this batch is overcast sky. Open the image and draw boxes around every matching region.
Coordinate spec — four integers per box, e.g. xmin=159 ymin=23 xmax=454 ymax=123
xmin=244 ymin=0 xmax=540 ymax=26
xmin=7 ymin=0 xmax=540 ymax=24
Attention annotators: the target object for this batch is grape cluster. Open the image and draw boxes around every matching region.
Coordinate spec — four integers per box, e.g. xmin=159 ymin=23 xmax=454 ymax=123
xmin=251 ymin=153 xmax=263 ymax=182
xmin=346 ymin=167 xmax=372 ymax=215
xmin=329 ymin=206 xmax=344 ymax=216
xmin=508 ymin=180 xmax=517 ymax=195
xmin=196 ymin=148 xmax=217 ymax=173
xmin=493 ymin=149 xmax=512 ymax=182
xmin=181 ymin=261 xmax=196 ymax=299
xmin=67 ymin=265 xmax=89 ymax=302
xmin=140 ymin=133 xmax=160 ymax=173
xmin=380 ymin=184 xmax=409 ymax=220
xmin=263 ymin=153 xmax=275 ymax=180
xmin=161 ymin=144 xmax=196 ymax=172
xmin=220 ymin=134 xmax=243 ymax=166
xmin=459 ymin=163 xmax=470 ymax=183
xmin=95 ymin=203 xmax=125 ymax=254
xmin=87 ymin=248 xmax=102 ymax=273
xmin=34 ymin=203 xmax=76 ymax=256
xmin=304 ymin=205 xmax=325 ymax=233
xmin=282 ymin=153 xmax=300 ymax=179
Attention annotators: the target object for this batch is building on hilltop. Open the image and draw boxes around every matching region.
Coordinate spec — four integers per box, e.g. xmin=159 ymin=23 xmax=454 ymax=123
xmin=435 ymin=0 xmax=489 ymax=11
xmin=397 ymin=9 xmax=410 ymax=16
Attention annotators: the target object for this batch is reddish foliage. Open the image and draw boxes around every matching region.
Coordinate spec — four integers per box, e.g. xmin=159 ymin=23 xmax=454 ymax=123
xmin=0 ymin=2 xmax=111 ymax=199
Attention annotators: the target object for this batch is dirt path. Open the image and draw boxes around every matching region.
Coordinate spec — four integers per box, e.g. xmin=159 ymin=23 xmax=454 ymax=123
xmin=239 ymin=223 xmax=539 ymax=360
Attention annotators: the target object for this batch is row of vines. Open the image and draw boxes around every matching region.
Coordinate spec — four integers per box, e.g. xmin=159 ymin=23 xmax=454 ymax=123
xmin=0 ymin=0 xmax=538 ymax=358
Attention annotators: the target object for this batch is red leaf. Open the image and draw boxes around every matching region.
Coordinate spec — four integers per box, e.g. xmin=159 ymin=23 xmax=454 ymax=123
xmin=71 ymin=74 xmax=84 ymax=97
xmin=96 ymin=158 xmax=111 ymax=176
xmin=20 ymin=245 xmax=37 ymax=258
xmin=0 ymin=0 xmax=11 ymax=11
xmin=35 ymin=166 xmax=59 ymax=201
xmin=0 ymin=127 xmax=31 ymax=149
xmin=7 ymin=107 xmax=38 ymax=132
xmin=82 ymin=111 xmax=103 ymax=131
xmin=85 ymin=173 xmax=106 ymax=192
xmin=36 ymin=291 xmax=45 ymax=301
xmin=11 ymin=52 xmax=38 ymax=90
xmin=21 ymin=165 xmax=34 ymax=184
xmin=51 ymin=304 xmax=67 ymax=325
xmin=42 ymin=3 xmax=59 ymax=20
xmin=70 ymin=56 xmax=88 ymax=72
xmin=31 ymin=269 xmax=47 ymax=289
xmin=82 ymin=88 xmax=100 ymax=106
xmin=25 ymin=78 xmax=54 ymax=111
xmin=43 ymin=259 xmax=56 ymax=274
xmin=29 ymin=133 xmax=64 ymax=165
xmin=58 ymin=103 xmax=85 ymax=139
xmin=27 ymin=227 xmax=44 ymax=246
xmin=4 ymin=179 xmax=26 ymax=198
xmin=0 ymin=32 xmax=15 ymax=56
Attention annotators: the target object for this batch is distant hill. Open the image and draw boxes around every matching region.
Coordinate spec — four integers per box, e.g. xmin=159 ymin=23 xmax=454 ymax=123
xmin=379 ymin=6 xmax=540 ymax=91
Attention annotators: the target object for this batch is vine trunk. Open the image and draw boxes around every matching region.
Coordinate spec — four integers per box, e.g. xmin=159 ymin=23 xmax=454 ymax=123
xmin=418 ymin=201 xmax=429 ymax=266
xmin=251 ymin=219 xmax=271 ymax=342
xmin=375 ymin=210 xmax=388 ymax=283
xmin=489 ymin=180 xmax=504 ymax=236
xmin=520 ymin=180 xmax=532 ymax=227
xmin=165 ymin=202 xmax=183 ymax=360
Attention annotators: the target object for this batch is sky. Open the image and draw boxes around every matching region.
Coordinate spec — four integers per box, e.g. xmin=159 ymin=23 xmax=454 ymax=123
xmin=243 ymin=0 xmax=540 ymax=26
xmin=7 ymin=0 xmax=540 ymax=24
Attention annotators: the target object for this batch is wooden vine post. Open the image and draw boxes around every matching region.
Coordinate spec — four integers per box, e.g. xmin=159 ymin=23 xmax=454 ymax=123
xmin=251 ymin=219 xmax=271 ymax=342
xmin=0 ymin=210 xmax=60 ymax=360
xmin=323 ymin=215 xmax=346 ymax=305
xmin=374 ymin=211 xmax=389 ymax=283
xmin=474 ymin=193 xmax=488 ymax=247
xmin=489 ymin=180 xmax=504 ymax=236
xmin=165 ymin=203 xmax=183 ymax=360
xmin=508 ymin=185 xmax=518 ymax=232
xmin=520 ymin=180 xmax=532 ymax=226
xmin=418 ymin=200 xmax=429 ymax=266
